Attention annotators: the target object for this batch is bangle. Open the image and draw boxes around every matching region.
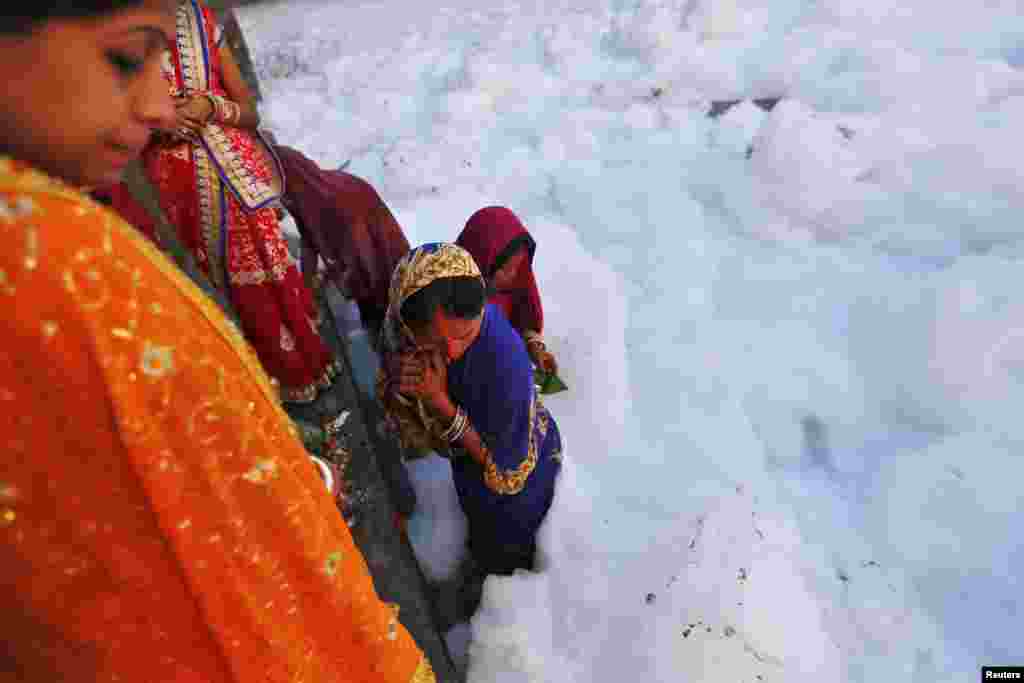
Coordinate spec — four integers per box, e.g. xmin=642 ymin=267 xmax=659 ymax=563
xmin=440 ymin=406 xmax=469 ymax=443
xmin=524 ymin=331 xmax=545 ymax=352
xmin=202 ymin=93 xmax=218 ymax=125
xmin=451 ymin=413 xmax=470 ymax=443
xmin=439 ymin=407 xmax=465 ymax=442
xmin=309 ymin=455 xmax=335 ymax=494
xmin=207 ymin=94 xmax=242 ymax=126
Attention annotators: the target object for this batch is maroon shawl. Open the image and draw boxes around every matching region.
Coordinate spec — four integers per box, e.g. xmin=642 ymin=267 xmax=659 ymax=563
xmin=275 ymin=145 xmax=410 ymax=324
xmin=456 ymin=206 xmax=544 ymax=335
xmin=91 ymin=183 xmax=162 ymax=248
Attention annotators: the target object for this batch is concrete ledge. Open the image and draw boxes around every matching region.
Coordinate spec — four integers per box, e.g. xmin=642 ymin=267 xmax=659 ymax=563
xmin=286 ymin=294 xmax=460 ymax=682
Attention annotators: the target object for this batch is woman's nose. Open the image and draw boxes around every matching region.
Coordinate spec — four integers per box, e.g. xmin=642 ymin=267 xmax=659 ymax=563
xmin=135 ymin=56 xmax=176 ymax=132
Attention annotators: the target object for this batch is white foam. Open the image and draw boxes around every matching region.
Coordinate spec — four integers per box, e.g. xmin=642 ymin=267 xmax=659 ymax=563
xmin=241 ymin=0 xmax=1024 ymax=678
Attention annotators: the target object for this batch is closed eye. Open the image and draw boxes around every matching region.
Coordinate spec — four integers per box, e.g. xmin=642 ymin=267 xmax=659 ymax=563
xmin=107 ymin=51 xmax=144 ymax=77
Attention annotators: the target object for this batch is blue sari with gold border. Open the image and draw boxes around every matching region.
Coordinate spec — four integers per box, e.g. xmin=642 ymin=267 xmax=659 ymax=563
xmin=448 ymin=304 xmax=562 ymax=573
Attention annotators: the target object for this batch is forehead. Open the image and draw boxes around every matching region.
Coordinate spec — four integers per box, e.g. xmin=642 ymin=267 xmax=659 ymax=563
xmin=93 ymin=0 xmax=176 ymax=42
xmin=506 ymin=248 xmax=528 ymax=263
xmin=496 ymin=247 xmax=528 ymax=272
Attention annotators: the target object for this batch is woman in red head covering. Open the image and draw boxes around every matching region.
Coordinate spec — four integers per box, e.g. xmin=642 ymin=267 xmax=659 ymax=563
xmin=274 ymin=144 xmax=410 ymax=335
xmin=456 ymin=206 xmax=557 ymax=375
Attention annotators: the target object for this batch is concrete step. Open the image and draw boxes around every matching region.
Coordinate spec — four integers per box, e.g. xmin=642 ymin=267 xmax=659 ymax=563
xmin=285 ymin=287 xmax=462 ymax=682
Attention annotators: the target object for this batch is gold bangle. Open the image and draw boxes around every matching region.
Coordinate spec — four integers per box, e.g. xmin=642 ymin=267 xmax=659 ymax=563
xmin=202 ymin=93 xmax=218 ymax=125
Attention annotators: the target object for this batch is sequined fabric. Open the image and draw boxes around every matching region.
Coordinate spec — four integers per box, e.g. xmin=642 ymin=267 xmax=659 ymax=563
xmin=173 ymin=0 xmax=284 ymax=209
xmin=143 ymin=0 xmax=332 ymax=402
xmin=0 ymin=158 xmax=433 ymax=682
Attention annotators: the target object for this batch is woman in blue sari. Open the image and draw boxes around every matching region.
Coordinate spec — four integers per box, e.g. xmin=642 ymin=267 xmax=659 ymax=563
xmin=377 ymin=243 xmax=562 ymax=576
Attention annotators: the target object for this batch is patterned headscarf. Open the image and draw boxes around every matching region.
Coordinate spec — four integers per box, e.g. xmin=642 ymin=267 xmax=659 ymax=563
xmin=376 ymin=243 xmax=484 ymax=453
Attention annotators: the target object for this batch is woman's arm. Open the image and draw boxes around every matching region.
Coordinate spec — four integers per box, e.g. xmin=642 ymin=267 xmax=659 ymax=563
xmin=389 ymin=351 xmax=496 ymax=471
xmin=301 ymin=241 xmax=319 ymax=293
xmin=428 ymin=395 xmax=489 ymax=468
xmin=523 ymin=329 xmax=558 ymax=375
xmin=172 ymin=34 xmax=259 ymax=131
xmin=418 ymin=346 xmax=539 ymax=495
xmin=392 ymin=345 xmax=540 ymax=495
xmin=430 ymin=394 xmax=537 ymax=495
xmin=217 ymin=42 xmax=260 ymax=129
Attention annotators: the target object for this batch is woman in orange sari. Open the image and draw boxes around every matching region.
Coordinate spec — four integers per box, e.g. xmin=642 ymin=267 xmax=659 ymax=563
xmin=0 ymin=3 xmax=433 ymax=681
xmin=142 ymin=0 xmax=336 ymax=403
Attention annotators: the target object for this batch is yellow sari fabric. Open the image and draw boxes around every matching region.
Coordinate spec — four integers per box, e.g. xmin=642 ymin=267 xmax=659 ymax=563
xmin=0 ymin=158 xmax=433 ymax=683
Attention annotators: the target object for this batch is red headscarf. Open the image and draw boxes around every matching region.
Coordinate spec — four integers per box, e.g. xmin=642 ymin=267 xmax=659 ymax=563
xmin=456 ymin=206 xmax=544 ymax=335
xmin=275 ymin=145 xmax=410 ymax=324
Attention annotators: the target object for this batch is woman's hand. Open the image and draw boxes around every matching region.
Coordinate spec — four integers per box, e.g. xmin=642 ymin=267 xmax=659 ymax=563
xmin=529 ymin=343 xmax=558 ymax=376
xmin=173 ymin=95 xmax=213 ymax=136
xmin=386 ymin=352 xmax=421 ymax=396
xmin=388 ymin=349 xmax=450 ymax=412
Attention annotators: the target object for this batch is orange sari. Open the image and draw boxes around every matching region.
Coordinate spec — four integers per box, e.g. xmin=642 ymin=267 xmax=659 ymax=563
xmin=0 ymin=158 xmax=433 ymax=683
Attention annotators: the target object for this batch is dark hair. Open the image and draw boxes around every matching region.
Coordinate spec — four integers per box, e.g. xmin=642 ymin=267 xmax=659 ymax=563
xmin=0 ymin=1 xmax=147 ymax=34
xmin=401 ymin=276 xmax=485 ymax=329
xmin=489 ymin=235 xmax=533 ymax=278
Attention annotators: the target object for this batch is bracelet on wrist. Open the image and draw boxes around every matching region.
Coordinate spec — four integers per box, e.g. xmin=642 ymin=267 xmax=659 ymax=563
xmin=439 ymin=406 xmax=470 ymax=443
xmin=206 ymin=93 xmax=242 ymax=126
xmin=451 ymin=413 xmax=470 ymax=443
xmin=202 ymin=93 xmax=218 ymax=125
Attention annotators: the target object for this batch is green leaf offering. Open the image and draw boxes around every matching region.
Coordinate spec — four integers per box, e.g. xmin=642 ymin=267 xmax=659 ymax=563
xmin=293 ymin=418 xmax=326 ymax=454
xmin=534 ymin=368 xmax=569 ymax=394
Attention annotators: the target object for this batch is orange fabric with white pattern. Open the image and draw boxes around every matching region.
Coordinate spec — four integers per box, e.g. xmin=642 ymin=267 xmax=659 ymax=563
xmin=0 ymin=158 xmax=433 ymax=683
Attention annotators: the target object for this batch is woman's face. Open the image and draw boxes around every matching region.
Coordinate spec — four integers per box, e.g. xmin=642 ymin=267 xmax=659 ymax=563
xmin=412 ymin=307 xmax=484 ymax=364
xmin=0 ymin=1 xmax=177 ymax=187
xmin=491 ymin=246 xmax=528 ymax=291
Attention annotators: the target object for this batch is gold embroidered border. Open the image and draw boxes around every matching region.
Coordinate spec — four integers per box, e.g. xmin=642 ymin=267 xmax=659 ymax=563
xmin=177 ymin=1 xmax=283 ymax=212
xmin=410 ymin=657 xmax=436 ymax=683
xmin=200 ymin=125 xmax=283 ymax=209
xmin=481 ymin=397 xmax=549 ymax=496
xmin=194 ymin=146 xmax=226 ymax=290
xmin=176 ymin=1 xmax=209 ymax=93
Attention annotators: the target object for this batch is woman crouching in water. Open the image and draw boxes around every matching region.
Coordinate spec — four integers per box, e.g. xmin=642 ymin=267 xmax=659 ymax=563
xmin=378 ymin=244 xmax=563 ymax=594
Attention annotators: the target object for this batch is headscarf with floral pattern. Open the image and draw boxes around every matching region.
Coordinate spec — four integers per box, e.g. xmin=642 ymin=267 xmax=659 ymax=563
xmin=376 ymin=243 xmax=484 ymax=453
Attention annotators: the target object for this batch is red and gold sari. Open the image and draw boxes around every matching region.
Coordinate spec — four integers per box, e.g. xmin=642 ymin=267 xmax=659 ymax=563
xmin=143 ymin=0 xmax=335 ymax=403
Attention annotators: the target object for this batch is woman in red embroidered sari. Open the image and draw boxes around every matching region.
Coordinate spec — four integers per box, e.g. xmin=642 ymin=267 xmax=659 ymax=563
xmin=143 ymin=0 xmax=336 ymax=403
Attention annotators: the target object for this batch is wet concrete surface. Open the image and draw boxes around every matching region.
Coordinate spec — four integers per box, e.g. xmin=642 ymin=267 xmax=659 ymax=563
xmin=285 ymin=283 xmax=462 ymax=682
